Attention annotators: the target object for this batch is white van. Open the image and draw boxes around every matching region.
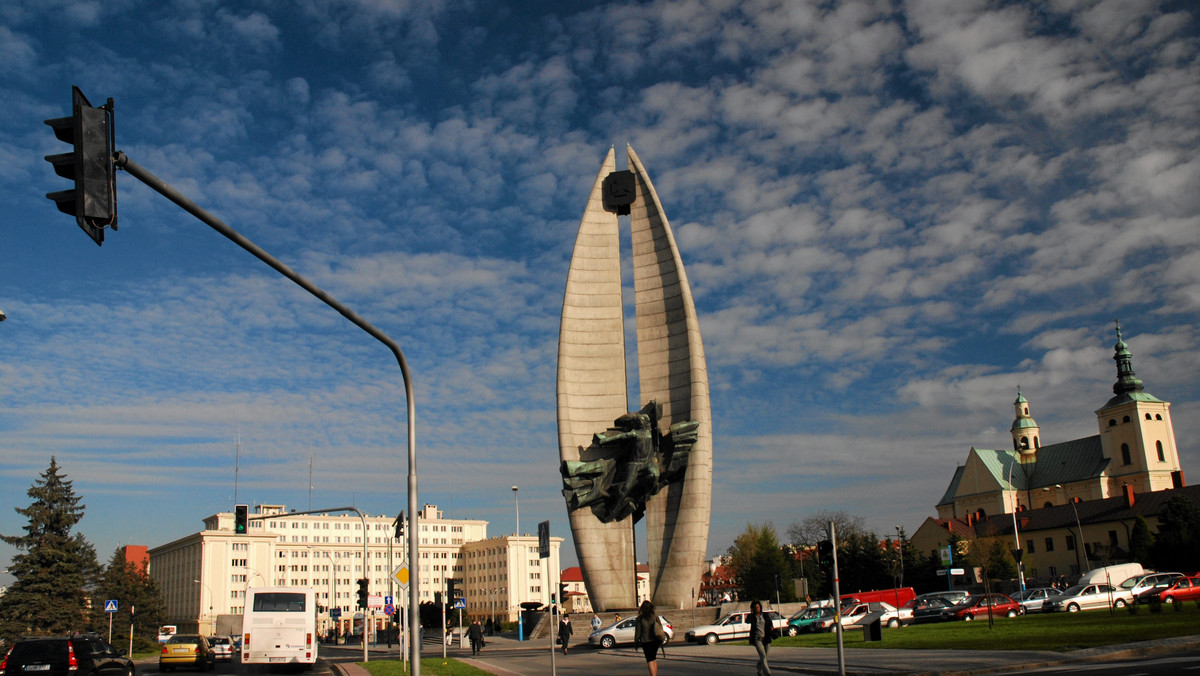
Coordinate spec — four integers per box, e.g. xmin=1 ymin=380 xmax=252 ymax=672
xmin=1078 ymin=563 xmax=1143 ymax=587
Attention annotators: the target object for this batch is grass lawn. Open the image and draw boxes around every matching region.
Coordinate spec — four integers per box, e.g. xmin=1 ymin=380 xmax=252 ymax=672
xmin=772 ymin=603 xmax=1200 ymax=652
xmin=358 ymin=657 xmax=493 ymax=676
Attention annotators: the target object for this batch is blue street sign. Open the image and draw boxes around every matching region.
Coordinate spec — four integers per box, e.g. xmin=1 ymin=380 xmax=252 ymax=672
xmin=453 ymin=598 xmax=466 ymax=610
xmin=331 ymin=608 xmax=342 ymax=619
xmin=104 ymin=600 xmax=118 ymax=613
xmin=385 ymin=595 xmax=393 ymax=606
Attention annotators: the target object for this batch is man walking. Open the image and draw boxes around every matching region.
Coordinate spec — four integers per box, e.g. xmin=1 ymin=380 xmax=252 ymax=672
xmin=468 ymin=619 xmax=484 ymax=655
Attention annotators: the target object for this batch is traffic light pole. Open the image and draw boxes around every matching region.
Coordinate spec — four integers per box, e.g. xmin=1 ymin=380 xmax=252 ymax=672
xmin=830 ymin=522 xmax=845 ymax=676
xmin=112 ymin=151 xmax=422 ymax=674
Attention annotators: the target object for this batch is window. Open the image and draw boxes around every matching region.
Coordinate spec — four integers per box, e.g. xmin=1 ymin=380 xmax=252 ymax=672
xmin=1108 ymin=530 xmax=1118 ymax=546
xmin=1146 ymin=413 xmax=1152 ymax=420
xmin=1157 ymin=441 xmax=1165 ymax=462
xmin=1123 ymin=415 xmax=1130 ymax=423
xmin=1156 ymin=414 xmax=1162 ymax=420
xmin=1025 ymin=539 xmax=1035 ymax=553
xmin=1108 ymin=419 xmax=1116 ymax=427
xmin=1121 ymin=443 xmax=1131 ymax=465
xmin=1066 ymin=535 xmax=1075 ymax=551
xmin=1044 ymin=537 xmax=1054 ymax=552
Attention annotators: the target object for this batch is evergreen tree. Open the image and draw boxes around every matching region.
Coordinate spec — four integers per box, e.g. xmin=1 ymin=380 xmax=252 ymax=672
xmin=0 ymin=458 xmax=100 ymax=639
xmin=1128 ymin=515 xmax=1155 ymax=564
xmin=89 ymin=548 xmax=167 ymax=648
xmin=1149 ymin=496 xmax=1200 ymax=571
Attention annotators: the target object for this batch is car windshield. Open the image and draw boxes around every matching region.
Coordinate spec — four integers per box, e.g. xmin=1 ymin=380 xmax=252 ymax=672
xmin=166 ymin=636 xmax=201 ymax=645
xmin=209 ymin=638 xmax=228 ymax=645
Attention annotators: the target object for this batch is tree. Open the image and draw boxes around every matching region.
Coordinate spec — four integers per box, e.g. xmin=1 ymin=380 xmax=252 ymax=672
xmin=726 ymin=523 xmax=794 ymax=603
xmin=1128 ymin=515 xmax=1155 ymax=564
xmin=89 ymin=548 xmax=167 ymax=648
xmin=0 ymin=458 xmax=100 ymax=640
xmin=787 ymin=511 xmax=867 ymax=549
xmin=1149 ymin=496 xmax=1200 ymax=571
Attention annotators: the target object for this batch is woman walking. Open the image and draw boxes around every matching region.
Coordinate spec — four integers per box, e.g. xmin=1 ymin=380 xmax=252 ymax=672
xmin=633 ymin=600 xmax=665 ymax=676
xmin=557 ymin=614 xmax=573 ymax=655
xmin=748 ymin=600 xmax=774 ymax=676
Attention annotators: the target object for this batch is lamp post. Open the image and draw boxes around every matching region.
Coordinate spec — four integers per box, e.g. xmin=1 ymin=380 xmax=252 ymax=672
xmin=1056 ymin=485 xmax=1090 ymax=574
xmin=894 ymin=526 xmax=904 ymax=624
xmin=1008 ymin=462 xmax=1026 ymax=591
xmin=512 ymin=486 xmax=522 ymax=641
xmin=193 ymin=579 xmax=213 ymax=634
xmin=487 ymin=587 xmax=504 ymax=631
xmin=308 ymin=548 xmax=335 ymax=638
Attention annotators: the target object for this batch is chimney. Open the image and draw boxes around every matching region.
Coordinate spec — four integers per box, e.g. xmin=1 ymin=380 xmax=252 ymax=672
xmin=1122 ymin=483 xmax=1135 ymax=508
xmin=1172 ymin=470 xmax=1186 ymax=489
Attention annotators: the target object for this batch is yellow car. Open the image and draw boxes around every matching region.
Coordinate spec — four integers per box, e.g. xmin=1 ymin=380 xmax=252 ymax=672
xmin=158 ymin=635 xmax=214 ymax=672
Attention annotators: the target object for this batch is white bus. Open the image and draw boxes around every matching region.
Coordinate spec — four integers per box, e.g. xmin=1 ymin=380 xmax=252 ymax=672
xmin=241 ymin=587 xmax=318 ymax=667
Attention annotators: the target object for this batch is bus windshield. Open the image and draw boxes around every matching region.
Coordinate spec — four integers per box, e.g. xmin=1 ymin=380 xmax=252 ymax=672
xmin=252 ymin=592 xmax=307 ymax=612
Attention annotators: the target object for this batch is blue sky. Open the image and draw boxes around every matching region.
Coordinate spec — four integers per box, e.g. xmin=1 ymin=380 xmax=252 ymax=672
xmin=2 ymin=0 xmax=1199 ymax=586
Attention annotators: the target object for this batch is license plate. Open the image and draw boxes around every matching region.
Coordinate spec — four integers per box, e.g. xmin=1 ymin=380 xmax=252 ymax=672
xmin=269 ymin=658 xmax=286 ymax=663
xmin=24 ymin=666 xmax=51 ymax=671
xmin=173 ymin=648 xmax=190 ymax=653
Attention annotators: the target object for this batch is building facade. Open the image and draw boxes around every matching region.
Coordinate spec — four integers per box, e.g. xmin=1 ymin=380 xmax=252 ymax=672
xmin=149 ymin=503 xmax=495 ymax=635
xmin=459 ymin=533 xmax=563 ymax=624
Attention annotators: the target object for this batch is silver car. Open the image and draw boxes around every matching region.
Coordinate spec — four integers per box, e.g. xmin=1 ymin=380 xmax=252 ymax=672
xmin=1042 ymin=584 xmax=1119 ymax=612
xmin=206 ymin=636 xmax=236 ymax=662
xmin=587 ymin=616 xmax=673 ymax=649
xmin=1011 ymin=587 xmax=1063 ymax=612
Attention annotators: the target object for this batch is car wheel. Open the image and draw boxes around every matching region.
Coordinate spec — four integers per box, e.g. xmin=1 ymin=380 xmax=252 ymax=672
xmin=1113 ymin=599 xmax=1127 ymax=609
xmin=1006 ymin=609 xmax=1017 ymax=618
xmin=126 ymin=667 xmax=134 ymax=676
xmin=600 ymin=635 xmax=614 ymax=649
xmin=887 ymin=618 xmax=899 ymax=628
xmin=963 ymin=614 xmax=974 ymax=621
xmin=1067 ymin=603 xmax=1080 ymax=613
xmin=1163 ymin=596 xmax=1175 ymax=605
xmin=704 ymin=633 xmax=718 ymax=645
xmin=786 ymin=626 xmax=799 ymax=637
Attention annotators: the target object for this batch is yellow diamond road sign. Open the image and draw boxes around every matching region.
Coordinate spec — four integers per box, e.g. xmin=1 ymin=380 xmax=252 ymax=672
xmin=392 ymin=564 xmax=409 ymax=588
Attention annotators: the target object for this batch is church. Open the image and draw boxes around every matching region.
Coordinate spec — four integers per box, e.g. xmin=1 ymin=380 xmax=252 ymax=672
xmin=936 ymin=323 xmax=1184 ymax=521
xmin=911 ymin=323 xmax=1191 ymax=581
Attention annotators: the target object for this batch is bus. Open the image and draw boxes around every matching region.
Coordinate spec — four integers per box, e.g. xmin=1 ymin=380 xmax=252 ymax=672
xmin=241 ymin=587 xmax=318 ymax=667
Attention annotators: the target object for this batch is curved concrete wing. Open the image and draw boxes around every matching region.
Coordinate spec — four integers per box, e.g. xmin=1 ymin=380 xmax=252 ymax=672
xmin=627 ymin=145 xmax=713 ymax=610
xmin=556 ymin=147 xmax=636 ymax=611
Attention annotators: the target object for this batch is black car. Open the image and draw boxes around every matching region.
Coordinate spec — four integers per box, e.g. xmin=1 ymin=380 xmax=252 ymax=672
xmin=0 ymin=635 xmax=134 ymax=676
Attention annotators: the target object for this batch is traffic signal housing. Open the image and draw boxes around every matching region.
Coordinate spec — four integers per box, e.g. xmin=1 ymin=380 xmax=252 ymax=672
xmin=446 ymin=578 xmax=461 ymax=603
xmin=234 ymin=504 xmax=249 ymax=534
xmin=44 ymin=86 xmax=117 ymax=245
xmin=356 ymin=579 xmax=369 ymax=609
xmin=817 ymin=539 xmax=834 ymax=583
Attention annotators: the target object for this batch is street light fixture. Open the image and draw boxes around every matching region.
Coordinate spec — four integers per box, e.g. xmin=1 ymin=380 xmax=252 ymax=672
xmin=512 ymin=486 xmax=522 ymax=641
xmin=1055 ymin=485 xmax=1090 ymax=574
xmin=894 ymin=526 xmax=905 ymax=624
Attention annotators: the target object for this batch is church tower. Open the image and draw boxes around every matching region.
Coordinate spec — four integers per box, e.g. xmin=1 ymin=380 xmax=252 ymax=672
xmin=1010 ymin=387 xmax=1040 ymax=458
xmin=1095 ymin=322 xmax=1181 ymax=495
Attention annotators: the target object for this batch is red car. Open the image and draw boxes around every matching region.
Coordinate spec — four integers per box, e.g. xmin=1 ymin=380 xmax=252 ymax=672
xmin=940 ymin=593 xmax=1024 ymax=621
xmin=1138 ymin=576 xmax=1200 ymax=605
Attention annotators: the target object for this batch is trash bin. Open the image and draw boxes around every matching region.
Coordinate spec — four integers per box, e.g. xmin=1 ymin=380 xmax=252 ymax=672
xmin=863 ymin=613 xmax=883 ymax=642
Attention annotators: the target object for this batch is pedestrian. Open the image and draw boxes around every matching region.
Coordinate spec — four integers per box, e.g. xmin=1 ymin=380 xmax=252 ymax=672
xmin=467 ymin=619 xmax=484 ymax=655
xmin=557 ymin=614 xmax=573 ymax=655
xmin=633 ymin=600 xmax=665 ymax=676
xmin=748 ymin=600 xmax=774 ymax=676
xmin=590 ymin=612 xmax=602 ymax=633
xmin=614 ymin=613 xmax=622 ymax=624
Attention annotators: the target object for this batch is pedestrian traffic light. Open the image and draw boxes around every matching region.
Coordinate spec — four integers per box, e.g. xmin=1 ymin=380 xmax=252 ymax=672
xmin=43 ymin=86 xmax=117 ymax=245
xmin=356 ymin=579 xmax=369 ymax=609
xmin=234 ymin=504 xmax=248 ymax=534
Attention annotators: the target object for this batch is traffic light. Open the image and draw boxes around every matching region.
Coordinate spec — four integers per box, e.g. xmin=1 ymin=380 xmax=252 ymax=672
xmin=234 ymin=504 xmax=248 ymax=534
xmin=393 ymin=510 xmax=405 ymax=540
xmin=446 ymin=578 xmax=461 ymax=602
xmin=356 ymin=578 xmax=369 ymax=609
xmin=43 ymin=86 xmax=117 ymax=245
xmin=559 ymin=582 xmax=568 ymax=604
xmin=817 ymin=539 xmax=834 ymax=583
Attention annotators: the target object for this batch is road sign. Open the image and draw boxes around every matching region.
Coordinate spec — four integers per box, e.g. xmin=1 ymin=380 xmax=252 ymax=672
xmin=538 ymin=520 xmax=549 ymax=559
xmin=453 ymin=598 xmax=466 ymax=610
xmin=331 ymin=608 xmax=341 ymax=619
xmin=385 ymin=596 xmax=393 ymax=606
xmin=104 ymin=600 xmax=118 ymax=613
xmin=368 ymin=594 xmax=384 ymax=609
xmin=391 ymin=564 xmax=409 ymax=588
xmin=384 ymin=604 xmax=395 ymax=616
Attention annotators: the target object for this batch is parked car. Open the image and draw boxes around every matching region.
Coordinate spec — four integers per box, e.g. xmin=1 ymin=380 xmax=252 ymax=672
xmin=1136 ymin=576 xmax=1200 ymax=605
xmin=1011 ymin=587 xmax=1063 ymax=613
xmin=1078 ymin=563 xmax=1144 ymax=587
xmin=1125 ymin=572 xmax=1184 ymax=604
xmin=1042 ymin=584 xmax=1120 ymax=612
xmin=205 ymin=636 xmax=236 ymax=662
xmin=908 ymin=597 xmax=953 ymax=624
xmin=588 ymin=615 xmax=673 ymax=649
xmin=0 ymin=635 xmax=134 ymax=676
xmin=839 ymin=601 xmax=902 ymax=628
xmin=785 ymin=606 xmax=836 ymax=635
xmin=158 ymin=635 xmax=214 ymax=672
xmin=684 ymin=610 xmax=786 ymax=645
xmin=941 ymin=594 xmax=1023 ymax=621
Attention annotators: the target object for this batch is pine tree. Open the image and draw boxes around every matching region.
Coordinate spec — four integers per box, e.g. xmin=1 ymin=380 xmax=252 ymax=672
xmin=89 ymin=548 xmax=167 ymax=648
xmin=1128 ymin=515 xmax=1155 ymax=564
xmin=0 ymin=457 xmax=100 ymax=639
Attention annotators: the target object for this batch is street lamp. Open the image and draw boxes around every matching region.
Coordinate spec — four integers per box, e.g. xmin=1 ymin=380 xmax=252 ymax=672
xmin=308 ymin=548 xmax=335 ymax=638
xmin=193 ymin=579 xmax=213 ymax=633
xmin=512 ymin=486 xmax=523 ymax=641
xmin=1055 ymin=485 xmax=1090 ymax=574
xmin=1008 ymin=462 xmax=1027 ymax=591
xmin=894 ymin=526 xmax=905 ymax=623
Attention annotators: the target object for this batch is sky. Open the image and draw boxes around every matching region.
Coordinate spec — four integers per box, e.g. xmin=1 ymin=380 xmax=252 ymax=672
xmin=2 ymin=0 xmax=1199 ymax=588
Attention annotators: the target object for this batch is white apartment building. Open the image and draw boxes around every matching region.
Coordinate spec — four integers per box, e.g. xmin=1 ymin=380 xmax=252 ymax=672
xmin=460 ymin=533 xmax=563 ymax=624
xmin=149 ymin=503 xmax=491 ymax=635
